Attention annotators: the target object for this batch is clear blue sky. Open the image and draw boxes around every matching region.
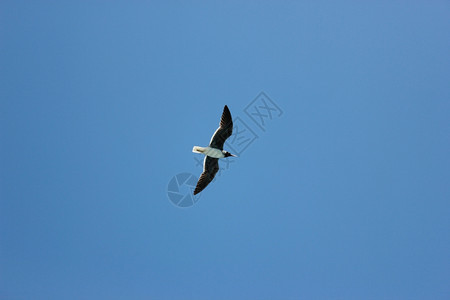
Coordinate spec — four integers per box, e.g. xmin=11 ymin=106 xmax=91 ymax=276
xmin=1 ymin=1 xmax=449 ymax=299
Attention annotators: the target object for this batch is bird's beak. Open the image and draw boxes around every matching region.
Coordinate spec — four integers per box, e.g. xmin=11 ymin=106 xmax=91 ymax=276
xmin=230 ymin=154 xmax=237 ymax=157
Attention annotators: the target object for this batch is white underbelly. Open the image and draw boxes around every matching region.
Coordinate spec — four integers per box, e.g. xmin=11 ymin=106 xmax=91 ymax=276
xmin=203 ymin=147 xmax=224 ymax=158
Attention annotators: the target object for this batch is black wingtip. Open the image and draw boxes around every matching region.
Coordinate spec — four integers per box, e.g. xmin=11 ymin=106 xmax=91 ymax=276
xmin=193 ymin=187 xmax=200 ymax=195
xmin=223 ymin=105 xmax=231 ymax=116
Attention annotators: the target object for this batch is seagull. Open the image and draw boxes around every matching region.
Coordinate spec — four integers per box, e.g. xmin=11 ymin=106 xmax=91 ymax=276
xmin=192 ymin=105 xmax=236 ymax=195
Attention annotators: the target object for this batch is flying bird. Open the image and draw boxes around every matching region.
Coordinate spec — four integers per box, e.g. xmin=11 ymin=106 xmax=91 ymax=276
xmin=192 ymin=105 xmax=236 ymax=195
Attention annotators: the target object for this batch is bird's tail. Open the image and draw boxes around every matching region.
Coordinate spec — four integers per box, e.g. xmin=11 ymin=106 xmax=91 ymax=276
xmin=192 ymin=146 xmax=205 ymax=154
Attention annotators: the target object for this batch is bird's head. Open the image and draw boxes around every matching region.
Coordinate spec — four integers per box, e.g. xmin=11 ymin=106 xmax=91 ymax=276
xmin=223 ymin=151 xmax=237 ymax=158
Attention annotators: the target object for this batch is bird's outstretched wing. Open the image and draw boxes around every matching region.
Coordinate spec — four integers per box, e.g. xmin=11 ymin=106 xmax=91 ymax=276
xmin=209 ymin=105 xmax=233 ymax=151
xmin=194 ymin=156 xmax=219 ymax=195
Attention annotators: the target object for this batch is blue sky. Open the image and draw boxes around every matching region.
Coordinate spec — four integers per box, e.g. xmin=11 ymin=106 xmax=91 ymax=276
xmin=1 ymin=1 xmax=449 ymax=299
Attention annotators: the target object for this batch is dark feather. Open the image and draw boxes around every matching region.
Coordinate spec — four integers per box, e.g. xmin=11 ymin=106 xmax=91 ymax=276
xmin=209 ymin=105 xmax=233 ymax=151
xmin=193 ymin=157 xmax=219 ymax=195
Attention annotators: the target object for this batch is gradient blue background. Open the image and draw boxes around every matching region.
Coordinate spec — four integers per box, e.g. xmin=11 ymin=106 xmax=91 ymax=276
xmin=1 ymin=1 xmax=449 ymax=299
